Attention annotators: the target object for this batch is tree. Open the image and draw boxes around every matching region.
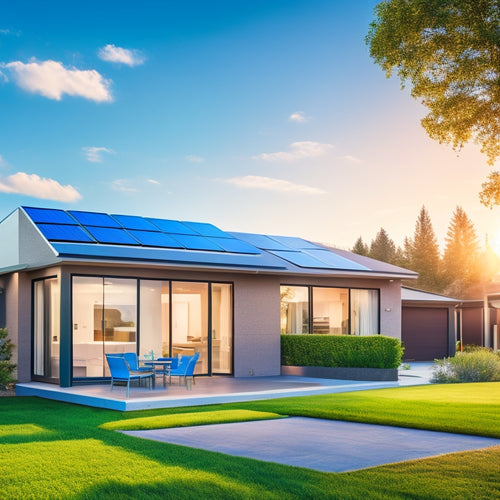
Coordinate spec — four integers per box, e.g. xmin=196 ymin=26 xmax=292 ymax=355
xmin=369 ymin=228 xmax=397 ymax=263
xmin=442 ymin=206 xmax=481 ymax=290
xmin=351 ymin=236 xmax=369 ymax=256
xmin=479 ymin=171 xmax=500 ymax=208
xmin=367 ymin=0 xmax=500 ymax=167
xmin=407 ymin=206 xmax=442 ymax=291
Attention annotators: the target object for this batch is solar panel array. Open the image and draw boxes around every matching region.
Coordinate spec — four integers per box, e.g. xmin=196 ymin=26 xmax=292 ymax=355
xmin=24 ymin=206 xmax=371 ymax=271
xmin=230 ymin=232 xmax=369 ymax=271
xmin=24 ymin=207 xmax=262 ymax=255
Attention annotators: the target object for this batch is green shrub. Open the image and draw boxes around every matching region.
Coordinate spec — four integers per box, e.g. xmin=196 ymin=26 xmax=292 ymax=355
xmin=431 ymin=350 xmax=500 ymax=384
xmin=0 ymin=328 xmax=16 ymax=390
xmin=281 ymin=334 xmax=404 ymax=369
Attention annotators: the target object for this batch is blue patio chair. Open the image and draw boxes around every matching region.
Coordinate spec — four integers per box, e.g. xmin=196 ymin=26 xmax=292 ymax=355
xmin=155 ymin=357 xmax=178 ymax=387
xmin=105 ymin=354 xmax=153 ymax=398
xmin=169 ymin=352 xmax=199 ymax=389
xmin=123 ymin=352 xmax=151 ymax=372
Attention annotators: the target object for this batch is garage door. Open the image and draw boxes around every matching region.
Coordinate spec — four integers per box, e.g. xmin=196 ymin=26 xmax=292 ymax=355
xmin=402 ymin=307 xmax=449 ymax=361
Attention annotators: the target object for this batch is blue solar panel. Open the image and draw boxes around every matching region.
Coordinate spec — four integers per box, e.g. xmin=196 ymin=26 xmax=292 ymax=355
xmin=182 ymin=221 xmax=229 ymax=238
xmin=84 ymin=226 xmax=139 ymax=245
xmin=170 ymin=234 xmax=224 ymax=251
xmin=304 ymin=249 xmax=369 ymax=271
xmin=23 ymin=207 xmax=75 ymax=224
xmin=269 ymin=250 xmax=333 ymax=269
xmin=128 ymin=230 xmax=185 ymax=248
xmin=68 ymin=211 xmax=122 ymax=228
xmin=112 ymin=215 xmax=159 ymax=231
xmin=146 ymin=218 xmax=199 ymax=235
xmin=269 ymin=235 xmax=322 ymax=250
xmin=208 ymin=237 xmax=261 ymax=254
xmin=229 ymin=232 xmax=294 ymax=251
xmin=36 ymin=223 xmax=95 ymax=243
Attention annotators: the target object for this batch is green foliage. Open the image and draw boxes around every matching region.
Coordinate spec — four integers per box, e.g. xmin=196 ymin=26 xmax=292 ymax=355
xmin=351 ymin=236 xmax=369 ymax=256
xmin=369 ymin=227 xmax=397 ymax=264
xmin=402 ymin=206 xmax=443 ymax=292
xmin=480 ymin=171 xmax=500 ymax=208
xmin=442 ymin=206 xmax=480 ymax=290
xmin=431 ymin=350 xmax=500 ymax=383
xmin=281 ymin=334 xmax=404 ymax=369
xmin=367 ymin=0 xmax=500 ymax=167
xmin=0 ymin=328 xmax=16 ymax=390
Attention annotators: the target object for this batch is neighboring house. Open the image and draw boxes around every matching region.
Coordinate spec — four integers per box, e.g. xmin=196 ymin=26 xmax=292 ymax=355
xmin=401 ymin=287 xmax=460 ymax=361
xmin=0 ymin=207 xmax=417 ymax=388
xmin=455 ymin=284 xmax=500 ymax=351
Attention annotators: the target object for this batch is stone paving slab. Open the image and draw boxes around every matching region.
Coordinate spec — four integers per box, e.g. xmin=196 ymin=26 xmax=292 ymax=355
xmin=123 ymin=417 xmax=500 ymax=472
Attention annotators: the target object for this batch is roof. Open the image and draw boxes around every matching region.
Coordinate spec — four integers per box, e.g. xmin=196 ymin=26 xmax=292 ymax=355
xmin=0 ymin=206 xmax=418 ymax=279
xmin=402 ymin=287 xmax=460 ymax=304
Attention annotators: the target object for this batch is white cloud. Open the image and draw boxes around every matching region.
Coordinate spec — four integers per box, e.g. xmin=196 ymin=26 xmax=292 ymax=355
xmin=98 ymin=44 xmax=145 ymax=66
xmin=0 ymin=172 xmax=81 ymax=202
xmin=147 ymin=179 xmax=160 ymax=185
xmin=253 ymin=141 xmax=333 ymax=161
xmin=82 ymin=146 xmax=114 ymax=163
xmin=111 ymin=179 xmax=138 ymax=192
xmin=223 ymin=175 xmax=326 ymax=195
xmin=185 ymin=155 xmax=205 ymax=163
xmin=341 ymin=155 xmax=363 ymax=164
xmin=0 ymin=154 xmax=7 ymax=167
xmin=1 ymin=59 xmax=113 ymax=102
xmin=289 ymin=111 xmax=307 ymax=123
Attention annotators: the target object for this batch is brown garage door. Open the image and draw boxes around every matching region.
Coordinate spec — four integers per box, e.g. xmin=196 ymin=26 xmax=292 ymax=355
xmin=402 ymin=307 xmax=449 ymax=361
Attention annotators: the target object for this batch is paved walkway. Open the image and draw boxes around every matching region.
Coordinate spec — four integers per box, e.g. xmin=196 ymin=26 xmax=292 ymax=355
xmin=123 ymin=417 xmax=500 ymax=473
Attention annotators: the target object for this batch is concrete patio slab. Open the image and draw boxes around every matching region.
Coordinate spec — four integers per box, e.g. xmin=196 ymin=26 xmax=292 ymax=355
xmin=123 ymin=417 xmax=500 ymax=472
xmin=16 ymin=363 xmax=434 ymax=411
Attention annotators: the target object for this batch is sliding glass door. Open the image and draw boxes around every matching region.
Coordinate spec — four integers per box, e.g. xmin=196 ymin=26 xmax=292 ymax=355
xmin=33 ymin=278 xmax=60 ymax=379
xmin=72 ymin=277 xmax=137 ymax=378
xmin=71 ymin=276 xmax=232 ymax=380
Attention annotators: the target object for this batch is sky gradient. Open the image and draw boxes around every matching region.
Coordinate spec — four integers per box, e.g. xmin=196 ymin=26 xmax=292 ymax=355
xmin=1 ymin=0 xmax=498 ymax=253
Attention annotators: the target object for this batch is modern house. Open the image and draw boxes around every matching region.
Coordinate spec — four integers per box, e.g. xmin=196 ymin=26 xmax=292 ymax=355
xmin=0 ymin=206 xmax=417 ymax=388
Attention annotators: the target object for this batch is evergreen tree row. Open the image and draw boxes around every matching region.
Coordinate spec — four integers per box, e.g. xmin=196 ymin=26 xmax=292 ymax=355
xmin=351 ymin=206 xmax=500 ymax=298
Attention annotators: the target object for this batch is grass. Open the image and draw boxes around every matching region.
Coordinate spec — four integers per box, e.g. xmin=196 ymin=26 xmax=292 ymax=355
xmin=100 ymin=409 xmax=284 ymax=431
xmin=1 ymin=383 xmax=500 ymax=499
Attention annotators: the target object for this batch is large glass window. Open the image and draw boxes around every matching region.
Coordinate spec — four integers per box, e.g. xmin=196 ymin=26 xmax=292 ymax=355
xmin=71 ymin=276 xmax=233 ymax=380
xmin=350 ymin=289 xmax=379 ymax=336
xmin=33 ymin=278 xmax=60 ymax=378
xmin=72 ymin=277 xmax=137 ymax=378
xmin=211 ymin=283 xmax=233 ymax=374
xmin=281 ymin=285 xmax=379 ymax=337
xmin=140 ymin=281 xmax=170 ymax=358
xmin=280 ymin=286 xmax=309 ymax=334
xmin=313 ymin=287 xmax=349 ymax=335
xmin=172 ymin=282 xmax=208 ymax=375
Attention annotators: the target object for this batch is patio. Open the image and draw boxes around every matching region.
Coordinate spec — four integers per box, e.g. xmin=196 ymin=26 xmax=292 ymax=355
xmin=15 ymin=363 xmax=433 ymax=411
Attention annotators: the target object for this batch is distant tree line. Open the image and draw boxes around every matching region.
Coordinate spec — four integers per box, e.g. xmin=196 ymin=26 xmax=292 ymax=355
xmin=351 ymin=206 xmax=500 ymax=298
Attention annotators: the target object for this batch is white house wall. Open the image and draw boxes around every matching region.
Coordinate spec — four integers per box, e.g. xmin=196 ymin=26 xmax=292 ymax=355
xmin=0 ymin=210 xmax=20 ymax=269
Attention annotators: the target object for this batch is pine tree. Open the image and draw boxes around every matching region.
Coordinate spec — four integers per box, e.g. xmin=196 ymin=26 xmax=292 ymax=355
xmin=351 ymin=236 xmax=369 ymax=256
xmin=408 ymin=206 xmax=442 ymax=292
xmin=442 ymin=207 xmax=481 ymax=291
xmin=369 ymin=228 xmax=396 ymax=264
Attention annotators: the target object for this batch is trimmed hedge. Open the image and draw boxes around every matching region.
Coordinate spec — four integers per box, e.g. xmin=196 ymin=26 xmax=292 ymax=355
xmin=281 ymin=334 xmax=404 ymax=369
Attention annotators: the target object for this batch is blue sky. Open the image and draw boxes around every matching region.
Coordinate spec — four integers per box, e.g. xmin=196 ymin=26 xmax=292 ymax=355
xmin=0 ymin=0 xmax=498 ymax=252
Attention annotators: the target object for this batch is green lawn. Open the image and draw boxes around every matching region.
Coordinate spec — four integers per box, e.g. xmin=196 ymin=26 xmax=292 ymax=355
xmin=1 ymin=383 xmax=500 ymax=499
